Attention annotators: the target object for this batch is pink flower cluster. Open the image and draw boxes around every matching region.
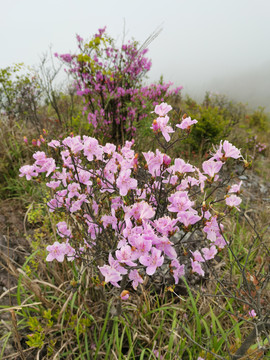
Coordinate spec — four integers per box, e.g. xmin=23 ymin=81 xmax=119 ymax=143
xmin=56 ymin=28 xmax=182 ymax=142
xmin=20 ymin=103 xmax=243 ymax=291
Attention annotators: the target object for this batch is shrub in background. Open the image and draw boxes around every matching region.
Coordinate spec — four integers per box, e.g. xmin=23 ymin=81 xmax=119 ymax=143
xmin=56 ymin=27 xmax=182 ymax=144
xmin=171 ymin=92 xmax=246 ymax=156
xmin=0 ymin=64 xmax=42 ymax=129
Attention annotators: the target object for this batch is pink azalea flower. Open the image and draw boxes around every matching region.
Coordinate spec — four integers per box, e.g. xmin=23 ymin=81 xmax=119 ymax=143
xmin=170 ymin=259 xmax=185 ymax=284
xmin=77 ymin=169 xmax=92 ymax=186
xmin=63 ymin=135 xmax=83 ymax=154
xmin=152 ymin=236 xmax=177 ymax=259
xmin=128 ymin=235 xmax=152 ymax=259
xmin=46 ymin=241 xmax=66 ymax=262
xmin=83 ymin=136 xmax=103 ymax=161
xmin=67 ymin=182 xmax=81 ymax=198
xmin=177 ymin=210 xmax=201 ymax=227
xmin=190 ymin=250 xmax=205 ymax=263
xmin=38 ymin=158 xmax=56 ymax=177
xmin=125 ymin=201 xmax=155 ymax=221
xmin=143 ymin=150 xmax=164 ymax=176
xmin=202 ymin=160 xmax=223 ymax=178
xmin=201 ymin=245 xmax=217 ymax=260
xmin=116 ymin=169 xmax=138 ymax=196
xmin=168 ymin=191 xmax=194 ymax=214
xmin=48 ymin=140 xmax=61 ymax=149
xmin=225 ymin=195 xmax=242 ymax=210
xmin=153 ymin=216 xmax=179 ymax=236
xmin=115 ymin=245 xmax=137 ymax=266
xmin=19 ymin=165 xmax=38 ymax=180
xmin=176 ymin=116 xmax=198 ymax=130
xmin=46 ymin=180 xmax=61 ymax=190
xmin=33 ymin=151 xmax=47 ymax=166
xmin=229 ymin=181 xmax=242 ymax=194
xmin=98 ymin=265 xmax=122 ymax=287
xmin=190 ymin=259 xmax=205 ymax=276
xmin=153 ymin=102 xmax=172 ymax=117
xmin=173 ymin=158 xmax=195 ymax=174
xmin=108 ymin=254 xmax=127 ymax=275
xmin=140 ymin=248 xmax=164 ymax=275
xmin=151 ymin=116 xmax=174 ymax=142
xmin=129 ymin=269 xmax=143 ymax=289
xmin=57 ymin=221 xmax=72 ymax=238
xmin=222 ymin=140 xmax=241 ymax=159
xmin=248 ymin=309 xmax=257 ymax=318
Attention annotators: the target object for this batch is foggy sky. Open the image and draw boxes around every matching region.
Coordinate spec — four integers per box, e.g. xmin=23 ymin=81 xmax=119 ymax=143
xmin=1 ymin=0 xmax=270 ymax=110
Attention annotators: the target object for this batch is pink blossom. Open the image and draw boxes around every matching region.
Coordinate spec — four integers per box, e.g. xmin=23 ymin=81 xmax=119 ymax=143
xmin=190 ymin=250 xmax=205 ymax=263
xmin=129 ymin=269 xmax=143 ymax=289
xmin=115 ymin=245 xmax=137 ymax=266
xmin=176 ymin=116 xmax=197 ymax=130
xmin=67 ymin=183 xmax=81 ymax=198
xmin=201 ymin=245 xmax=217 ymax=260
xmin=140 ymin=248 xmax=164 ymax=275
xmin=108 ymin=254 xmax=127 ymax=275
xmin=33 ymin=151 xmax=47 ymax=166
xmin=57 ymin=221 xmax=72 ymax=238
xmin=48 ymin=140 xmax=60 ymax=149
xmin=143 ymin=150 xmax=164 ymax=176
xmin=222 ymin=140 xmax=241 ymax=159
xmin=46 ymin=180 xmax=61 ymax=190
xmin=170 ymin=259 xmax=185 ymax=284
xmin=128 ymin=235 xmax=152 ymax=259
xmin=151 ymin=116 xmax=174 ymax=142
xmin=225 ymin=195 xmax=242 ymax=210
xmin=153 ymin=102 xmax=172 ymax=117
xmin=77 ymin=170 xmax=92 ymax=186
xmin=229 ymin=181 xmax=242 ymax=194
xmin=173 ymin=158 xmax=195 ymax=174
xmin=168 ymin=191 xmax=194 ymax=214
xmin=19 ymin=165 xmax=38 ymax=180
xmin=125 ymin=201 xmax=155 ymax=221
xmin=63 ymin=135 xmax=83 ymax=154
xmin=83 ymin=136 xmax=103 ymax=161
xmin=153 ymin=216 xmax=179 ymax=236
xmin=46 ymin=241 xmax=66 ymax=262
xmin=116 ymin=169 xmax=138 ymax=196
xmin=190 ymin=259 xmax=205 ymax=276
xmin=153 ymin=236 xmax=177 ymax=259
xmin=177 ymin=210 xmax=201 ymax=227
xmin=98 ymin=265 xmax=122 ymax=287
xmin=202 ymin=160 xmax=223 ymax=178
xmin=248 ymin=309 xmax=257 ymax=318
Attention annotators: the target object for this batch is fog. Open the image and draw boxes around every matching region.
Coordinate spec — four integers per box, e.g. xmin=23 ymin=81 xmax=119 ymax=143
xmin=1 ymin=0 xmax=270 ymax=111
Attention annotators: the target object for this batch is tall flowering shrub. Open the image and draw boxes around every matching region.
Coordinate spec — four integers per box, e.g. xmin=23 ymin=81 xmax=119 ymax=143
xmin=55 ymin=28 xmax=182 ymax=144
xmin=20 ymin=103 xmax=244 ymax=297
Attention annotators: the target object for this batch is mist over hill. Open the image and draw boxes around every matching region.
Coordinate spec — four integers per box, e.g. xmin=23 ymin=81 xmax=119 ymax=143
xmin=172 ymin=60 xmax=270 ymax=113
xmin=209 ymin=60 xmax=270 ymax=112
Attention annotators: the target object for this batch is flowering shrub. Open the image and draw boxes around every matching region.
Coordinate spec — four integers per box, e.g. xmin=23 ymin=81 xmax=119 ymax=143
xmin=20 ymin=103 xmax=244 ymax=295
xmin=55 ymin=28 xmax=182 ymax=144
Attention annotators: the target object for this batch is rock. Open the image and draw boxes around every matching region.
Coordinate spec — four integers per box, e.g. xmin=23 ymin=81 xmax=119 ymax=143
xmin=260 ymin=184 xmax=268 ymax=194
xmin=239 ymin=175 xmax=248 ymax=180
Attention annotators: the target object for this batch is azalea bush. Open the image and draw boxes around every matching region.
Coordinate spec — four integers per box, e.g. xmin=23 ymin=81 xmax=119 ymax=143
xmin=55 ymin=28 xmax=182 ymax=144
xmin=20 ymin=102 xmax=246 ymax=304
